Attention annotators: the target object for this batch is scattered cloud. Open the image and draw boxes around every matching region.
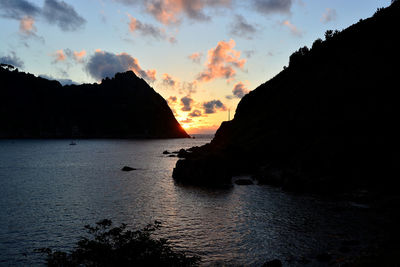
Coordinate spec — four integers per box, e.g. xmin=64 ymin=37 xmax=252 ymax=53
xmin=189 ymin=109 xmax=202 ymax=117
xmin=321 ymin=8 xmax=337 ymax=23
xmin=52 ymin=49 xmax=66 ymax=63
xmin=252 ymin=0 xmax=293 ymax=15
xmin=50 ymin=48 xmax=86 ymax=64
xmin=179 ymin=81 xmax=197 ymax=95
xmin=181 ymin=96 xmax=194 ymax=111
xmin=162 ymin=73 xmax=178 ymax=88
xmin=232 ymin=81 xmax=249 ymax=98
xmin=197 ymin=39 xmax=246 ymax=83
xmin=203 ymin=99 xmax=226 ymax=114
xmin=73 ymin=50 xmax=86 ymax=62
xmin=230 ymin=14 xmax=257 ymax=39
xmin=85 ymin=50 xmax=156 ymax=82
xmin=0 ymin=52 xmax=24 ymax=68
xmin=167 ymin=96 xmax=177 ymax=103
xmin=19 ymin=15 xmax=36 ymax=35
xmin=0 ymin=0 xmax=40 ymax=19
xmin=188 ymin=52 xmax=203 ymax=64
xmin=144 ymin=0 xmax=232 ymax=25
xmin=180 ymin=118 xmax=193 ymax=124
xmin=243 ymin=50 xmax=255 ymax=58
xmin=168 ymin=36 xmax=177 ymax=43
xmin=42 ymin=0 xmax=86 ymax=31
xmin=0 ymin=0 xmax=85 ymax=31
xmin=128 ymin=15 xmax=165 ymax=39
xmin=115 ymin=0 xmax=293 ymax=27
xmin=282 ymin=20 xmax=302 ymax=37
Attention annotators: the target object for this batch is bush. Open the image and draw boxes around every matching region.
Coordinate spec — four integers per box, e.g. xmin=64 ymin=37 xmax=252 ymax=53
xmin=38 ymin=219 xmax=200 ymax=266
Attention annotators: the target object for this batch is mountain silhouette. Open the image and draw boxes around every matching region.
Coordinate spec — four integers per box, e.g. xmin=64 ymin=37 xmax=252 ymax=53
xmin=173 ymin=1 xmax=400 ymax=193
xmin=0 ymin=67 xmax=189 ymax=139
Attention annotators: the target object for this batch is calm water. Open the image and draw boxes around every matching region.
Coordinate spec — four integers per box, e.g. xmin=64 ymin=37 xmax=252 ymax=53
xmin=0 ymin=137 xmax=382 ymax=266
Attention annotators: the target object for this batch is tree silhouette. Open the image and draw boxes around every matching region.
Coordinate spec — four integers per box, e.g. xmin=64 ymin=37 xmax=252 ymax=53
xmin=38 ymin=220 xmax=200 ymax=266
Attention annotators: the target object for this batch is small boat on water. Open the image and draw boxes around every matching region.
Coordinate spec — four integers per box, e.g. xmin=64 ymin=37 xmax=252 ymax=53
xmin=69 ymin=141 xmax=76 ymax=145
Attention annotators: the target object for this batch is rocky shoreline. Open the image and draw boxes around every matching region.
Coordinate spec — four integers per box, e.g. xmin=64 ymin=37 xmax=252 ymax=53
xmin=173 ymin=1 xmax=400 ymax=195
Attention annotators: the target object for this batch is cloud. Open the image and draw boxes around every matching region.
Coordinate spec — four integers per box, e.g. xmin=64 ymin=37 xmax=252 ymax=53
xmin=73 ymin=50 xmax=86 ymax=62
xmin=243 ymin=50 xmax=255 ymax=58
xmin=0 ymin=52 xmax=24 ymax=68
xmin=253 ymin=0 xmax=293 ymax=15
xmin=114 ymin=0 xmax=231 ymax=25
xmin=232 ymin=81 xmax=249 ymax=98
xmin=128 ymin=15 xmax=165 ymax=39
xmin=0 ymin=0 xmax=85 ymax=31
xmin=85 ymin=50 xmax=156 ymax=82
xmin=188 ymin=52 xmax=203 ymax=64
xmin=168 ymin=36 xmax=177 ymax=43
xmin=145 ymin=0 xmax=232 ymax=25
xmin=230 ymin=14 xmax=257 ymax=39
xmin=167 ymin=96 xmax=177 ymax=103
xmin=180 ymin=118 xmax=193 ymax=124
xmin=282 ymin=20 xmax=302 ymax=37
xmin=0 ymin=0 xmax=40 ymax=19
xmin=19 ymin=15 xmax=36 ymax=35
xmin=181 ymin=96 xmax=194 ymax=111
xmin=42 ymin=0 xmax=86 ymax=31
xmin=179 ymin=81 xmax=197 ymax=95
xmin=189 ymin=109 xmax=202 ymax=117
xmin=197 ymin=39 xmax=246 ymax=83
xmin=52 ymin=49 xmax=66 ymax=63
xmin=321 ymin=8 xmax=337 ymax=23
xmin=50 ymin=48 xmax=86 ymax=64
xmin=162 ymin=73 xmax=178 ymax=88
xmin=203 ymin=99 xmax=226 ymax=114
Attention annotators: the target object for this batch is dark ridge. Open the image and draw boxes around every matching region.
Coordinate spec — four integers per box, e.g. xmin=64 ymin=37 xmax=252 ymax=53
xmin=0 ymin=67 xmax=189 ymax=139
xmin=173 ymin=1 xmax=400 ymax=193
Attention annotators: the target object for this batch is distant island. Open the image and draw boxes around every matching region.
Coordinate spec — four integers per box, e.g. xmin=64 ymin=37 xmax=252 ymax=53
xmin=173 ymin=1 xmax=400 ymax=193
xmin=0 ymin=67 xmax=189 ymax=139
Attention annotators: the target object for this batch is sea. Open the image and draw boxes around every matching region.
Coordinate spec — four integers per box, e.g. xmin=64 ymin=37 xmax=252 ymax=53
xmin=0 ymin=136 xmax=384 ymax=266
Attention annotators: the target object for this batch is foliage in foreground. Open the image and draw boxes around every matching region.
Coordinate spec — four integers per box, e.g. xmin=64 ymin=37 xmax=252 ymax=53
xmin=38 ymin=219 xmax=200 ymax=266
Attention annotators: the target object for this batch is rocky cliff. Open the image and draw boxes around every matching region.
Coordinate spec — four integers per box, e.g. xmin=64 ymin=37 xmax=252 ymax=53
xmin=0 ymin=67 xmax=189 ymax=139
xmin=173 ymin=1 xmax=400 ymax=192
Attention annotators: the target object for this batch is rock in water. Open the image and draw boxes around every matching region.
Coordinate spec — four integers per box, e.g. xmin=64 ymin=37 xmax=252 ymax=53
xmin=121 ymin=166 xmax=136 ymax=172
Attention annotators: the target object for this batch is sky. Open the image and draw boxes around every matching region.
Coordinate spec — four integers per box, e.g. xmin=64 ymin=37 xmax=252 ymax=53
xmin=0 ymin=0 xmax=391 ymax=134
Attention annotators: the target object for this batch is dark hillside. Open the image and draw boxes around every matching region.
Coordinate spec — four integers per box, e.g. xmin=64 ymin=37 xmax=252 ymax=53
xmin=0 ymin=67 xmax=189 ymax=139
xmin=173 ymin=1 xmax=400 ymax=192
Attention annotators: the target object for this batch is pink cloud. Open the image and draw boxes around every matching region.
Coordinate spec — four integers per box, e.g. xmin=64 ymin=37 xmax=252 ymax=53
xmin=128 ymin=15 xmax=164 ymax=39
xmin=188 ymin=52 xmax=202 ymax=63
xmin=282 ymin=20 xmax=303 ymax=37
xmin=145 ymin=0 xmax=231 ymax=25
xmin=53 ymin=49 xmax=66 ymax=62
xmin=73 ymin=50 xmax=86 ymax=62
xmin=197 ymin=39 xmax=246 ymax=83
xmin=19 ymin=16 xmax=36 ymax=35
